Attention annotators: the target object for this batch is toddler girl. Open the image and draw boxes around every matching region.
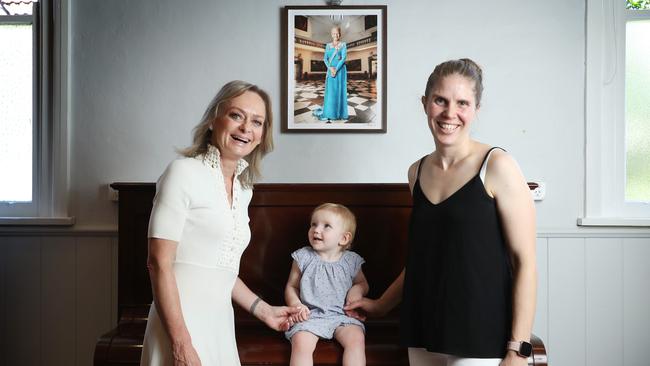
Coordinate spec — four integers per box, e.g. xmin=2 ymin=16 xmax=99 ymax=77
xmin=284 ymin=203 xmax=368 ymax=366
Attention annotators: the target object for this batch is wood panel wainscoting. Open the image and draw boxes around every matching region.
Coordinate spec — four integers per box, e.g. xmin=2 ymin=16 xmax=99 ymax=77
xmin=94 ymin=183 xmax=547 ymax=366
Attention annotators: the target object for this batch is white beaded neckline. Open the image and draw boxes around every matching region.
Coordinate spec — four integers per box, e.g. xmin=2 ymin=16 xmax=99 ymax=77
xmin=202 ymin=144 xmax=248 ymax=177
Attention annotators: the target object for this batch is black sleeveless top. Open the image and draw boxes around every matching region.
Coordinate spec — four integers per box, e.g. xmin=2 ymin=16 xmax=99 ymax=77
xmin=400 ymin=147 xmax=513 ymax=358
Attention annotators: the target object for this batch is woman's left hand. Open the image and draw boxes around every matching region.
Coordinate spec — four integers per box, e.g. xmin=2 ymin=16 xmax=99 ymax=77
xmin=500 ymin=352 xmax=528 ymax=366
xmin=345 ymin=289 xmax=363 ymax=307
xmin=258 ymin=304 xmax=302 ymax=331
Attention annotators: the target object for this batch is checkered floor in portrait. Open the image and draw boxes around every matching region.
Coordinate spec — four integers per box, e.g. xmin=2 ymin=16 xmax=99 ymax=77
xmin=293 ymin=79 xmax=377 ymax=124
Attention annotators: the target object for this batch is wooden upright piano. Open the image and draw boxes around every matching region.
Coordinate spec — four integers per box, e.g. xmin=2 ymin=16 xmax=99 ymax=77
xmin=94 ymin=183 xmax=547 ymax=366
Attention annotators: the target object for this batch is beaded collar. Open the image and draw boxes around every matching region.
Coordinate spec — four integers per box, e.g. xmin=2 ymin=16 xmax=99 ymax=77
xmin=201 ymin=144 xmax=248 ymax=177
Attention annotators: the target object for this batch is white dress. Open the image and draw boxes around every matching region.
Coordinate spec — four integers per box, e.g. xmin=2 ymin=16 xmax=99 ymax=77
xmin=140 ymin=145 xmax=251 ymax=366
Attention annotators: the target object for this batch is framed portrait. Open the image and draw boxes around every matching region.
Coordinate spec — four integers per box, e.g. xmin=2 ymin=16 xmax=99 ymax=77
xmin=282 ymin=6 xmax=387 ymax=133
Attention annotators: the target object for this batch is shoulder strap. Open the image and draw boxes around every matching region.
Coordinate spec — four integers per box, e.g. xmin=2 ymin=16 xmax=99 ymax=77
xmin=415 ymin=155 xmax=427 ymax=181
xmin=479 ymin=147 xmax=506 ymax=183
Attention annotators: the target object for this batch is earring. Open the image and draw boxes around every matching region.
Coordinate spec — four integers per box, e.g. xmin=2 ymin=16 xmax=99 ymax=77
xmin=208 ymin=125 xmax=213 ymax=131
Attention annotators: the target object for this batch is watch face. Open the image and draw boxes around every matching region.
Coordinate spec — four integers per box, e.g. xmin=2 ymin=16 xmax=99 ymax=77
xmin=519 ymin=341 xmax=533 ymax=357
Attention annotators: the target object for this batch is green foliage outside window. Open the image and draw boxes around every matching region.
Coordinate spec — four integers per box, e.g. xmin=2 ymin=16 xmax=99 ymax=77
xmin=627 ymin=0 xmax=650 ymax=9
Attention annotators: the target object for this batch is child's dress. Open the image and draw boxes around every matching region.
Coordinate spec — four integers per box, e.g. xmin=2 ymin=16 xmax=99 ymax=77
xmin=285 ymin=246 xmax=365 ymax=340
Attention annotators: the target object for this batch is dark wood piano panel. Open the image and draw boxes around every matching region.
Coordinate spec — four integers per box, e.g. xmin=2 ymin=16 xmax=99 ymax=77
xmin=95 ymin=183 xmax=547 ymax=366
xmin=112 ymin=183 xmax=156 ymax=316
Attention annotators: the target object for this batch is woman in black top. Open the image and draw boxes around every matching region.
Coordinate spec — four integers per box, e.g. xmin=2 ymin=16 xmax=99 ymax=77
xmin=345 ymin=59 xmax=537 ymax=366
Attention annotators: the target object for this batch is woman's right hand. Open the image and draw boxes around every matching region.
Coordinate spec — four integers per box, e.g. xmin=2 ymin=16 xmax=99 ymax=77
xmin=344 ymin=297 xmax=388 ymax=321
xmin=171 ymin=339 xmax=202 ymax=366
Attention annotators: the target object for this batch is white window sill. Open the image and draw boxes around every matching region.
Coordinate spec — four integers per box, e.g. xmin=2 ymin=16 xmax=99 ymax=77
xmin=577 ymin=217 xmax=650 ymax=227
xmin=0 ymin=217 xmax=75 ymax=226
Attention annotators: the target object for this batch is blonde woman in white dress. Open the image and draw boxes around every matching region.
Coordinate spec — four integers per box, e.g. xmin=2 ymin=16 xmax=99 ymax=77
xmin=140 ymin=81 xmax=301 ymax=366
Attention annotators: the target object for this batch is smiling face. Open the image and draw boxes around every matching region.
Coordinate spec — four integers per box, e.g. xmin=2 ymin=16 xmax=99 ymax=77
xmin=210 ymin=90 xmax=266 ymax=162
xmin=308 ymin=209 xmax=350 ymax=256
xmin=422 ymin=73 xmax=479 ymax=147
xmin=330 ymin=27 xmax=341 ymax=42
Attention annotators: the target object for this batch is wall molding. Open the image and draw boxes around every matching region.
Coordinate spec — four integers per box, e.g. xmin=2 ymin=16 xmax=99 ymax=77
xmin=1 ymin=226 xmax=648 ymax=238
xmin=0 ymin=225 xmax=117 ymax=236
xmin=536 ymin=228 xmax=650 ymax=238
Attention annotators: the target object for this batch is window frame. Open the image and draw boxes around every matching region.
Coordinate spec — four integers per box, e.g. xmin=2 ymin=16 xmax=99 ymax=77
xmin=581 ymin=0 xmax=650 ymax=226
xmin=0 ymin=0 xmax=72 ymax=225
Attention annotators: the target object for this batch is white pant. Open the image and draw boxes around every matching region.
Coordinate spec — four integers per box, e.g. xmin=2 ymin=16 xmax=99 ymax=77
xmin=408 ymin=348 xmax=502 ymax=366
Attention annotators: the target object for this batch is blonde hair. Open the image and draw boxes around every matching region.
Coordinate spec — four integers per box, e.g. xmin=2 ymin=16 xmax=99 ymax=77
xmin=178 ymin=80 xmax=274 ymax=188
xmin=313 ymin=203 xmax=357 ymax=250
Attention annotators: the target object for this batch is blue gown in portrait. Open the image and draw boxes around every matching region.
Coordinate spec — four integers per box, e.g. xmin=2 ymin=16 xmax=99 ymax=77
xmin=314 ymin=42 xmax=348 ymax=121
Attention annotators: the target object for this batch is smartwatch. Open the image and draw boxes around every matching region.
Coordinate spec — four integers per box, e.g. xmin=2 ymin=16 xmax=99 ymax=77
xmin=506 ymin=340 xmax=533 ymax=358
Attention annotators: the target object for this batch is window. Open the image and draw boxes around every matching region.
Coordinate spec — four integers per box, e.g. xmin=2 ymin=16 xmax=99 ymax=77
xmin=0 ymin=1 xmax=36 ymax=210
xmin=0 ymin=0 xmax=71 ymax=224
xmin=582 ymin=0 xmax=650 ymax=225
xmin=624 ymin=4 xmax=650 ymax=202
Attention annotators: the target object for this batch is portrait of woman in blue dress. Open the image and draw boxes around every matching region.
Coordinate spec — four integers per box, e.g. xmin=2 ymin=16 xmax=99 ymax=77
xmin=314 ymin=26 xmax=348 ymax=121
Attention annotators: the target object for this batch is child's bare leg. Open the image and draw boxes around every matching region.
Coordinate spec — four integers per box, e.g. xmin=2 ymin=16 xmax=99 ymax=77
xmin=334 ymin=324 xmax=365 ymax=366
xmin=290 ymin=331 xmax=319 ymax=366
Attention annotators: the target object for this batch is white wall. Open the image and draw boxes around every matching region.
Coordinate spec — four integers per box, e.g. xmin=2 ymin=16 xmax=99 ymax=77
xmin=70 ymin=0 xmax=584 ymax=231
xmin=1 ymin=1 xmax=648 ymax=366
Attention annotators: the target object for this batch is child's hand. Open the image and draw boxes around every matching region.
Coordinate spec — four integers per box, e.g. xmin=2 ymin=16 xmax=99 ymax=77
xmin=345 ymin=290 xmax=367 ymax=321
xmin=346 ymin=294 xmax=362 ymax=306
xmin=344 ymin=297 xmax=389 ymax=321
xmin=345 ymin=287 xmax=365 ymax=306
xmin=290 ymin=303 xmax=310 ymax=323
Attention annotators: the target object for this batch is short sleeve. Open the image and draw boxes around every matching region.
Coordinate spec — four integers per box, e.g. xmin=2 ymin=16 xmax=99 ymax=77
xmin=148 ymin=159 xmax=191 ymax=241
xmin=343 ymin=251 xmax=365 ymax=278
xmin=291 ymin=246 xmax=313 ymax=273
